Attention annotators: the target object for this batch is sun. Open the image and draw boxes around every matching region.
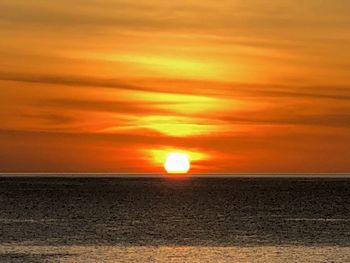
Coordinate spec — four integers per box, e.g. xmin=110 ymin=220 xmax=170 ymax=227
xmin=164 ymin=153 xmax=190 ymax=174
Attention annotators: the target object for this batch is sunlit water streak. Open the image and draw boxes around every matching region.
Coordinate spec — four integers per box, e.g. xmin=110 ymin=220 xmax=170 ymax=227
xmin=1 ymin=244 xmax=350 ymax=263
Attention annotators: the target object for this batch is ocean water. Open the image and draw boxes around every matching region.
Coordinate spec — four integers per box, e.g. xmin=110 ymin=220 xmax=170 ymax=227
xmin=0 ymin=176 xmax=349 ymax=262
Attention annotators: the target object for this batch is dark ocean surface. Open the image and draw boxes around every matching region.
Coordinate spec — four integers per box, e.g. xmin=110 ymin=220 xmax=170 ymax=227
xmin=0 ymin=176 xmax=349 ymax=262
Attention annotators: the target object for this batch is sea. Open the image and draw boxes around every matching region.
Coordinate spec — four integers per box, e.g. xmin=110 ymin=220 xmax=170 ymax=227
xmin=0 ymin=176 xmax=349 ymax=262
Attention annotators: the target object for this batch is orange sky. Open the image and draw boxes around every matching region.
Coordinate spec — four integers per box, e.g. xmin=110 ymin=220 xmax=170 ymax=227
xmin=1 ymin=0 xmax=350 ymax=173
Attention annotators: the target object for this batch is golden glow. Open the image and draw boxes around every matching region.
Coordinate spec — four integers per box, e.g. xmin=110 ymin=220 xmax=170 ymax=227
xmin=80 ymin=52 xmax=225 ymax=80
xmin=137 ymin=115 xmax=219 ymax=137
xmin=147 ymin=148 xmax=208 ymax=167
xmin=124 ymin=90 xmax=248 ymax=137
xmin=133 ymin=91 xmax=232 ymax=115
xmin=164 ymin=153 xmax=190 ymax=174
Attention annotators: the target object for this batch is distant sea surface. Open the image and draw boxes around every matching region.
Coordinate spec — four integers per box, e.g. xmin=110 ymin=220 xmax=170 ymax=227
xmin=0 ymin=176 xmax=349 ymax=262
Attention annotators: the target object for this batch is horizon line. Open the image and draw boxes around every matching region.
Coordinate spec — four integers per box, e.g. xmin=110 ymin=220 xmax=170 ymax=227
xmin=0 ymin=172 xmax=349 ymax=178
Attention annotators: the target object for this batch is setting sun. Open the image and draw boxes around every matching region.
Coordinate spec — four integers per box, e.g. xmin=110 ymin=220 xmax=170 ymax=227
xmin=164 ymin=153 xmax=190 ymax=174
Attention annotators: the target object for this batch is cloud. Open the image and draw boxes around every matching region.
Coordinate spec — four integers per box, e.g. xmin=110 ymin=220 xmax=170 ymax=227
xmin=0 ymin=72 xmax=148 ymax=92
xmin=1 ymin=0 xmax=349 ymax=33
xmin=1 ymin=71 xmax=349 ymax=101
xmin=38 ymin=98 xmax=173 ymax=115
xmin=2 ymin=71 xmax=350 ymax=132
xmin=216 ymin=111 xmax=350 ymax=128
xmin=21 ymin=113 xmax=76 ymax=126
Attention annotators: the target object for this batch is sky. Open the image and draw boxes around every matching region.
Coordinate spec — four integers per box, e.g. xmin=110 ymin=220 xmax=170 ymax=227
xmin=0 ymin=0 xmax=350 ymax=173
